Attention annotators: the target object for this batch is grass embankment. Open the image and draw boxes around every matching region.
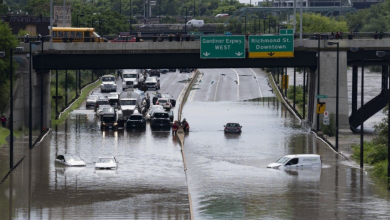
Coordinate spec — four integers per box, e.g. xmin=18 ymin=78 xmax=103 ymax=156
xmin=52 ymin=79 xmax=101 ymax=125
xmin=0 ymin=127 xmax=22 ymax=148
xmin=351 ymin=117 xmax=390 ymax=187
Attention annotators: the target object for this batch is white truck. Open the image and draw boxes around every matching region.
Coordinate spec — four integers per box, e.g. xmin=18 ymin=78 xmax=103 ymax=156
xmin=122 ymin=69 xmax=144 ymax=90
xmin=186 ymin=19 xmax=204 ymax=27
xmin=117 ymin=89 xmax=148 ymax=127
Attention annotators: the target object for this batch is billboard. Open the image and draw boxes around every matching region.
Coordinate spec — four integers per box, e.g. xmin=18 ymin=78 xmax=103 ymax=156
xmin=53 ymin=6 xmax=72 ymax=27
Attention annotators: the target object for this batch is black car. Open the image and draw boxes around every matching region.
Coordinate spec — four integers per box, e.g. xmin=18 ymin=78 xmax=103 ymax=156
xmin=126 ymin=114 xmax=146 ymax=129
xmin=179 ymin=68 xmax=191 ymax=73
xmin=168 ymin=69 xmax=176 ymax=72
xmin=150 ymin=110 xmax=171 ymax=128
xmin=149 ymin=69 xmax=160 ymax=77
xmin=152 ymin=92 xmax=176 ymax=107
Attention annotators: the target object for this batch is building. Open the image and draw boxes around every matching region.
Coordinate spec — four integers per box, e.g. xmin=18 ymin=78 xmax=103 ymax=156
xmin=1 ymin=15 xmax=50 ymax=36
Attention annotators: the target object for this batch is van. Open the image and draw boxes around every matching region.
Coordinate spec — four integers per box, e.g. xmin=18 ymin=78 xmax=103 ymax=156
xmin=267 ymin=154 xmax=322 ymax=169
xmin=186 ymin=19 xmax=204 ymax=27
xmin=215 ymin=14 xmax=229 ymax=18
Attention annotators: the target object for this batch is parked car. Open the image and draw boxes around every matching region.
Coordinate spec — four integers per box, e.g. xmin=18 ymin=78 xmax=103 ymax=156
xmin=153 ymin=92 xmax=176 ymax=107
xmin=55 ymin=154 xmax=86 ymax=167
xmin=86 ymin=94 xmax=100 ymax=108
xmin=156 ymin=98 xmax=172 ymax=110
xmin=179 ymin=68 xmax=191 ymax=73
xmin=126 ymin=114 xmax=146 ymax=129
xmin=267 ymin=154 xmax=322 ymax=169
xmin=95 ymin=156 xmax=118 ymax=169
xmin=146 ymin=105 xmax=164 ymax=120
xmin=111 ymin=36 xmax=136 ymax=42
xmin=145 ymin=77 xmax=160 ymax=90
xmin=149 ymin=69 xmax=160 ymax=77
xmin=94 ymin=98 xmax=110 ymax=112
xmin=96 ymin=104 xmax=112 ymax=117
xmin=223 ymin=123 xmax=242 ymax=133
xmin=160 ymin=69 xmax=169 ymax=74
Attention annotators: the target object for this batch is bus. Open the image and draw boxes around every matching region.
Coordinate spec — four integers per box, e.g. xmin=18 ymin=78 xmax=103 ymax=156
xmin=50 ymin=27 xmax=106 ymax=43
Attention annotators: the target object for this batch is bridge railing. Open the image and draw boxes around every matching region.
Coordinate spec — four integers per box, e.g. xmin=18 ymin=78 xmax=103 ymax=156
xmin=16 ymin=32 xmax=390 ymax=43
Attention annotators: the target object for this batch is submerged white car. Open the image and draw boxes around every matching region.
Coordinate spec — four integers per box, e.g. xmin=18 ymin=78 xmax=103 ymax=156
xmin=267 ymin=154 xmax=322 ymax=169
xmin=95 ymin=156 xmax=118 ymax=169
xmin=55 ymin=154 xmax=86 ymax=167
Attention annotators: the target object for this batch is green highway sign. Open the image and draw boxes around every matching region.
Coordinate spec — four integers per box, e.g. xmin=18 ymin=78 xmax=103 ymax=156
xmin=248 ymin=35 xmax=294 ymax=58
xmin=200 ymin=36 xmax=245 ymax=59
xmin=316 ymin=95 xmax=328 ymax=99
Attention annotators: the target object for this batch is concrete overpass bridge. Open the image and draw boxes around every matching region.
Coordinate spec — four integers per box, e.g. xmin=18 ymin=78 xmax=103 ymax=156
xmin=12 ymin=38 xmax=390 ymax=133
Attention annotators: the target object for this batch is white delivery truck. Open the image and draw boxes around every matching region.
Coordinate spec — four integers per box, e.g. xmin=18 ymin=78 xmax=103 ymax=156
xmin=267 ymin=154 xmax=322 ymax=169
xmin=122 ymin=69 xmax=143 ymax=90
xmin=186 ymin=19 xmax=204 ymax=27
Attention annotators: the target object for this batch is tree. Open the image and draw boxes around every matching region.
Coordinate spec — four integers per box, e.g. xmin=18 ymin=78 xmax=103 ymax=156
xmin=0 ymin=21 xmax=19 ymax=113
xmin=287 ymin=13 xmax=349 ymax=33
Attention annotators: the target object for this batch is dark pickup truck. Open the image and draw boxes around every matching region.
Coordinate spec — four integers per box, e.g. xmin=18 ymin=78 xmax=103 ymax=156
xmin=150 ymin=110 xmax=171 ymax=128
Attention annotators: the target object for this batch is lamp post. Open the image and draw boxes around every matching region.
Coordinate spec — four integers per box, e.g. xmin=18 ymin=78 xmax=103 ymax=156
xmin=327 ymin=41 xmax=339 ymax=151
xmin=77 ymin=13 xmax=84 ymax=27
xmin=351 ymin=47 xmax=365 ymax=168
xmin=183 ymin=7 xmax=188 ymax=34
xmin=130 ymin=0 xmax=132 ymax=36
xmin=29 ymin=41 xmax=41 ymax=150
xmin=94 ymin=19 xmax=105 ymax=36
xmin=258 ymin=15 xmax=260 ymax=34
xmin=376 ymin=50 xmax=390 ymax=187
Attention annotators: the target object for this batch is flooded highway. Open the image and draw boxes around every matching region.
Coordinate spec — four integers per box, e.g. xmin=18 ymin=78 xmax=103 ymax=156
xmin=1 ymin=68 xmax=390 ymax=219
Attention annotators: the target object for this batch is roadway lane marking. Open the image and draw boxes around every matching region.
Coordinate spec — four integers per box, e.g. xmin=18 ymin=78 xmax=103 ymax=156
xmin=189 ymin=71 xmax=204 ymax=102
xmin=250 ymin=68 xmax=263 ymax=98
xmin=231 ymin=68 xmax=240 ymax=100
xmin=214 ymin=73 xmax=221 ymax=102
xmin=161 ymin=70 xmax=179 ymax=92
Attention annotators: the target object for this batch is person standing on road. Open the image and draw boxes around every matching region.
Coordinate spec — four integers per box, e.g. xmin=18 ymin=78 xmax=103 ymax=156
xmin=379 ymin=30 xmax=384 ymax=39
xmin=1 ymin=114 xmax=7 ymax=128
xmin=181 ymin=118 xmax=189 ymax=132
xmin=172 ymin=121 xmax=178 ymax=135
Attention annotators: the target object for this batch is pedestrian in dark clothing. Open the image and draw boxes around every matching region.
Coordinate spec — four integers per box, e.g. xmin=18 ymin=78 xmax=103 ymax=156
xmin=339 ymin=31 xmax=343 ymax=39
xmin=38 ymin=34 xmax=42 ymax=42
xmin=335 ymin=32 xmax=340 ymax=39
xmin=24 ymin=34 xmax=30 ymax=43
xmin=348 ymin=31 xmax=353 ymax=40
xmin=175 ymin=33 xmax=180 ymax=42
xmin=190 ymin=33 xmax=195 ymax=41
xmin=329 ymin=32 xmax=335 ymax=39
xmin=374 ymin=31 xmax=379 ymax=39
xmin=153 ymin=34 xmax=157 ymax=42
xmin=1 ymin=114 xmax=7 ymax=127
xmin=169 ymin=33 xmax=173 ymax=42
xmin=379 ymin=30 xmax=384 ymax=39
xmin=186 ymin=34 xmax=190 ymax=41
xmin=158 ymin=34 xmax=163 ymax=42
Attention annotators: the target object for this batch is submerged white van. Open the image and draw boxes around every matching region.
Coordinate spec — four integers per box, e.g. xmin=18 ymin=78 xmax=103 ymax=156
xmin=267 ymin=154 xmax=322 ymax=169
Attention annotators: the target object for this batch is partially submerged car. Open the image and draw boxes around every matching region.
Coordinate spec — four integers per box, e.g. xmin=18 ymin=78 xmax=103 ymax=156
xmin=55 ymin=154 xmax=86 ymax=167
xmin=267 ymin=154 xmax=322 ymax=169
xmin=126 ymin=114 xmax=146 ymax=129
xmin=153 ymin=92 xmax=176 ymax=107
xmin=224 ymin=123 xmax=242 ymax=133
xmin=146 ymin=105 xmax=164 ymax=120
xmin=95 ymin=156 xmax=118 ymax=169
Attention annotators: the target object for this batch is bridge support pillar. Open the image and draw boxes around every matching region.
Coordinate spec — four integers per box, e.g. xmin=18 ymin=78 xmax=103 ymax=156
xmin=11 ymin=53 xmax=51 ymax=131
xmin=310 ymin=51 xmax=349 ymax=131
xmin=352 ymin=65 xmax=358 ymax=116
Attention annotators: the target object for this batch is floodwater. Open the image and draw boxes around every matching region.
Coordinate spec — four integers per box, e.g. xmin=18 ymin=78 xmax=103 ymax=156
xmin=183 ymin=100 xmax=390 ymax=220
xmin=1 ymin=68 xmax=390 ymax=219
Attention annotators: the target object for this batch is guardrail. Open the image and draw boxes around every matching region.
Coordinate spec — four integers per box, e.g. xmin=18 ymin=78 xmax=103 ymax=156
xmin=177 ymin=70 xmax=201 ymax=123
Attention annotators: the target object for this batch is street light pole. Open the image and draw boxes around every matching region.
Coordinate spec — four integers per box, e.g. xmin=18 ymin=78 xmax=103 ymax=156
xmin=77 ymin=14 xmax=84 ymax=27
xmin=328 ymin=41 xmax=339 ymax=151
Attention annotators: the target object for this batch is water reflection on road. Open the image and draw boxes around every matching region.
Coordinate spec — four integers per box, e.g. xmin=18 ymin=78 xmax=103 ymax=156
xmin=183 ymin=100 xmax=390 ymax=220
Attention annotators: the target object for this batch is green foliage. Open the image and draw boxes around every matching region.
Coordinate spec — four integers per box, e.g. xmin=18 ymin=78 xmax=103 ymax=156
xmin=287 ymin=13 xmax=349 ymax=33
xmin=321 ymin=113 xmax=335 ymax=137
xmin=345 ymin=0 xmax=390 ymax=32
xmin=286 ymin=85 xmax=308 ymax=118
xmin=0 ymin=21 xmax=19 ymax=114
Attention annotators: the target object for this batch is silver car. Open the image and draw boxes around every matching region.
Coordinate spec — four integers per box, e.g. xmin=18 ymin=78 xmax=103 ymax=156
xmin=95 ymin=156 xmax=118 ymax=169
xmin=224 ymin=123 xmax=242 ymax=133
xmin=86 ymin=95 xmax=99 ymax=108
xmin=55 ymin=154 xmax=86 ymax=167
xmin=146 ymin=105 xmax=164 ymax=120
